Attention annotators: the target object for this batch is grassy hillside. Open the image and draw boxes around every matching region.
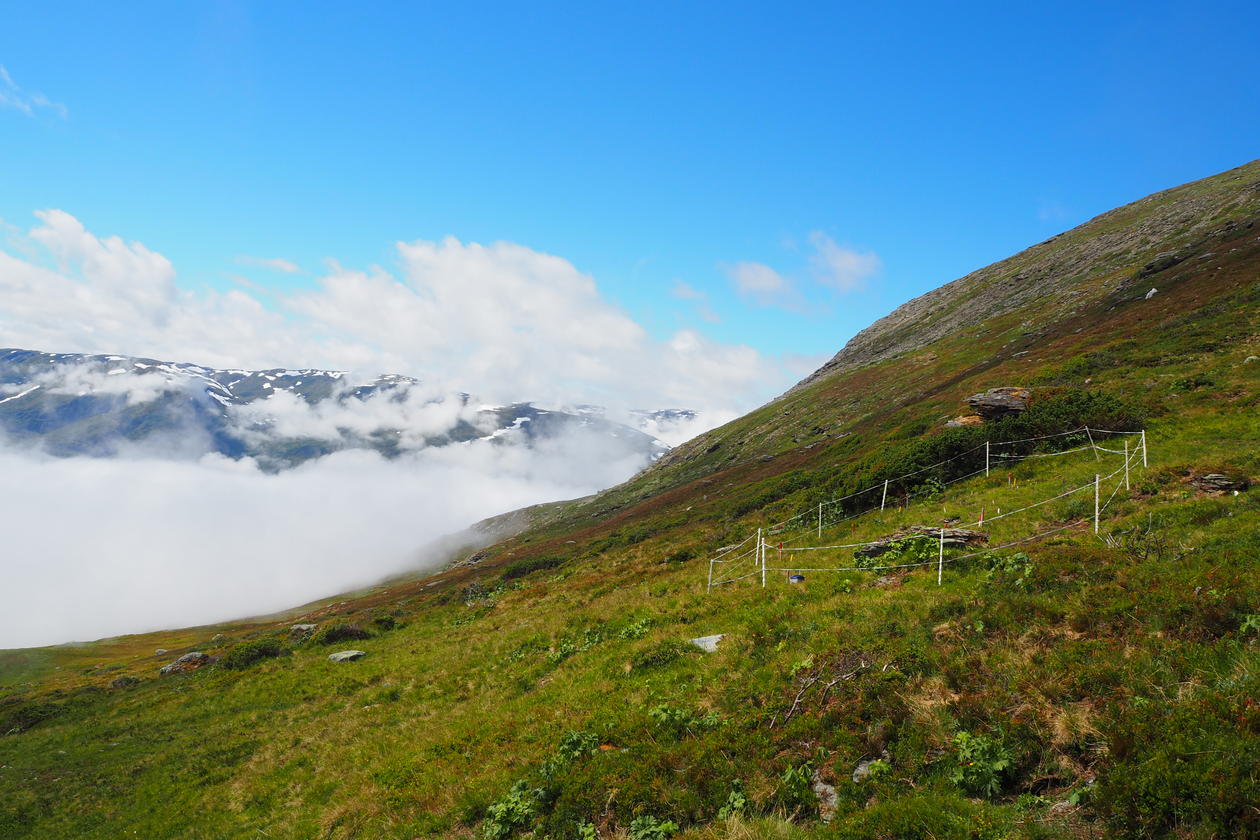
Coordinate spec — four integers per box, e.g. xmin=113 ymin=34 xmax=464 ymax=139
xmin=2 ymin=161 xmax=1259 ymax=839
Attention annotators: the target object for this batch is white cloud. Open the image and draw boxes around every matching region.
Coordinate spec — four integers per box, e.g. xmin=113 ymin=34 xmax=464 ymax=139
xmin=0 ymin=65 xmax=67 ymax=118
xmin=671 ymin=281 xmax=705 ymax=300
xmin=671 ymin=281 xmax=720 ymax=323
xmin=0 ymin=211 xmax=798 ymax=430
xmin=237 ymin=255 xmax=302 ymax=273
xmin=724 ymin=260 xmax=805 ymax=311
xmin=807 ymin=231 xmax=881 ymax=292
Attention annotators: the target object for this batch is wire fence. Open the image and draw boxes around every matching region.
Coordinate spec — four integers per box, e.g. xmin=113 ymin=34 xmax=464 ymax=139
xmin=707 ymin=426 xmax=1147 ymax=590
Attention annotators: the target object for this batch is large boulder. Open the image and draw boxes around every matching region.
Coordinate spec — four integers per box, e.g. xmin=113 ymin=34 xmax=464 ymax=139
xmin=159 ymin=652 xmax=211 ymax=676
xmin=964 ymin=387 xmax=1031 ymax=421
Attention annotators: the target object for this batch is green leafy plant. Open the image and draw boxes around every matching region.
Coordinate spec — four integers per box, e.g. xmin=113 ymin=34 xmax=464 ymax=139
xmin=628 ymin=815 xmax=679 ymax=840
xmin=716 ymin=779 xmax=747 ymax=819
xmin=778 ymin=762 xmax=816 ymax=813
xmin=647 ymin=703 xmax=720 ymax=738
xmin=482 ymin=780 xmax=541 ymax=839
xmin=949 ymin=731 xmax=1014 ymax=799
xmin=983 ymin=552 xmax=1035 ymax=589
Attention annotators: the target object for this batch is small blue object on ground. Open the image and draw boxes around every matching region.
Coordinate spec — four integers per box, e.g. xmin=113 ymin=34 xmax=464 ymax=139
xmin=788 ymin=574 xmax=806 ymax=584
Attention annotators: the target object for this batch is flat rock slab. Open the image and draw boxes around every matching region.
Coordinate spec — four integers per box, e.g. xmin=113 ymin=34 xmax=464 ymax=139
xmin=690 ymin=634 xmax=725 ymax=653
xmin=328 ymin=650 xmax=366 ymax=662
xmin=1191 ymin=473 xmax=1250 ymax=493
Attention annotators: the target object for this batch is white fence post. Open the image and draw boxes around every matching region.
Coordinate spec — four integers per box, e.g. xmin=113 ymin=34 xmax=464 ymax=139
xmin=818 ymin=502 xmax=823 ymax=539
xmin=1141 ymin=430 xmax=1148 ymax=467
xmin=1124 ymin=440 xmax=1130 ymax=491
xmin=707 ymin=556 xmax=714 ymax=592
xmin=937 ymin=527 xmax=945 ymax=586
xmin=1094 ymin=474 xmax=1100 ymax=534
xmin=985 ymin=441 xmax=990 ymax=477
xmin=881 ymin=479 xmax=888 ymax=511
xmin=758 ymin=527 xmax=765 ymax=588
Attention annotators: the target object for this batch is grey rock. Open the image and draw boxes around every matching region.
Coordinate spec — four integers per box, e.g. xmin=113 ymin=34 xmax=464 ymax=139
xmin=328 ymin=650 xmax=366 ymax=662
xmin=290 ymin=623 xmax=317 ymax=635
xmin=1191 ymin=473 xmax=1250 ymax=493
xmin=154 ymin=649 xmax=168 ymax=655
xmin=689 ymin=634 xmax=725 ymax=653
xmin=210 ymin=634 xmax=226 ymax=643
xmin=1145 ymin=287 xmax=1158 ymax=299
xmin=159 ymin=652 xmax=211 ymax=676
xmin=965 ymin=387 xmax=1031 ymax=420
xmin=852 ymin=750 xmax=891 ymax=783
xmin=1245 ymin=355 xmax=1259 ymax=364
xmin=109 ymin=676 xmax=140 ymax=689
xmin=811 ymin=768 xmax=839 ymax=823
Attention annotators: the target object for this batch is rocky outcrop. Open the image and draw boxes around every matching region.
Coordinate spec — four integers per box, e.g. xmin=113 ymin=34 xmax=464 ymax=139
xmin=855 ymin=526 xmax=987 ymax=560
xmin=1191 ymin=473 xmax=1250 ymax=493
xmin=966 ymin=387 xmax=1031 ymax=419
xmin=159 ymin=652 xmax=211 ymax=676
xmin=788 ymin=160 xmax=1260 ymax=393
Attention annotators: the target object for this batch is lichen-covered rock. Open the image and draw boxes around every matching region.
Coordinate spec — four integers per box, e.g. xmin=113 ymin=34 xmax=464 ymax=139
xmin=1191 ymin=473 xmax=1250 ymax=493
xmin=158 ymin=652 xmax=211 ymax=676
xmin=290 ymin=623 xmax=317 ymax=636
xmin=328 ymin=650 xmax=366 ymax=662
xmin=812 ymin=768 xmax=839 ymax=823
xmin=965 ymin=387 xmax=1031 ymax=420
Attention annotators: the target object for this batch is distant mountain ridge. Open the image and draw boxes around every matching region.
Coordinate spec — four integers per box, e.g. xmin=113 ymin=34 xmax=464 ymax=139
xmin=0 ymin=348 xmax=671 ymax=470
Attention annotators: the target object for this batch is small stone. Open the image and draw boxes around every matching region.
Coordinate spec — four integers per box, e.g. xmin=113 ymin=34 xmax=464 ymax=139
xmin=812 ymin=768 xmax=839 ymax=823
xmin=290 ymin=623 xmax=317 ymax=635
xmin=852 ymin=750 xmax=891 ymax=783
xmin=210 ymin=634 xmax=225 ymax=643
xmin=328 ymin=650 xmax=366 ymax=662
xmin=689 ymin=634 xmax=725 ymax=653
xmin=1145 ymin=287 xmax=1158 ymax=300
xmin=1245 ymin=356 xmax=1259 ymax=364
xmin=159 ymin=652 xmax=211 ymax=676
xmin=109 ymin=676 xmax=140 ymax=689
xmin=154 ymin=649 xmax=168 ymax=655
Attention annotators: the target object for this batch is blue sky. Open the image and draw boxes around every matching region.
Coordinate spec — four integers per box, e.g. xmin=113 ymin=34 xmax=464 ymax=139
xmin=2 ymin=0 xmax=1258 ymax=417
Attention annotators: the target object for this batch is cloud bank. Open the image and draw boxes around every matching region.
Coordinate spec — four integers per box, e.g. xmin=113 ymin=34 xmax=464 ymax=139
xmin=0 ymin=211 xmax=805 ymax=429
xmin=0 ymin=426 xmax=649 ymax=649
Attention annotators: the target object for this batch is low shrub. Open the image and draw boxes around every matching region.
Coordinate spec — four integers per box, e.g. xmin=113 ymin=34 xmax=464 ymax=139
xmin=220 ymin=638 xmax=287 ymax=670
xmin=309 ymin=623 xmax=372 ymax=646
xmin=501 ymin=555 xmax=566 ymax=581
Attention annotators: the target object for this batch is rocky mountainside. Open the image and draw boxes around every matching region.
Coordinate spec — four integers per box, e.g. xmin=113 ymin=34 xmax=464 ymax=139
xmin=0 ymin=348 xmax=669 ymax=470
xmin=795 ymin=159 xmax=1260 ymax=390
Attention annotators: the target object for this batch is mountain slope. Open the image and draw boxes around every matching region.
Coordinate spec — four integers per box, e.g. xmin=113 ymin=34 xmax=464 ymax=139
xmin=2 ymin=161 xmax=1258 ymax=840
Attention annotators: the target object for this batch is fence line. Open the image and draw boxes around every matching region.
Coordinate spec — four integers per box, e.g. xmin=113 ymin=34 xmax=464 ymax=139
xmin=708 ymin=431 xmax=1147 ymax=590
